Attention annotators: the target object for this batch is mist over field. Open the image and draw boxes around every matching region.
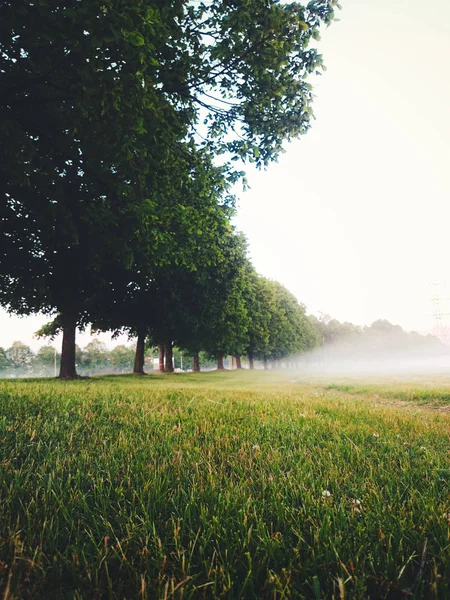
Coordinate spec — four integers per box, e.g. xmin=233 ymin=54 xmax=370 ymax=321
xmin=295 ymin=344 xmax=450 ymax=377
xmin=283 ymin=316 xmax=450 ymax=378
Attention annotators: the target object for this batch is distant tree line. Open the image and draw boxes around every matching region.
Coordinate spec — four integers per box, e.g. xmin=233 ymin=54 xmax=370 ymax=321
xmin=304 ymin=316 xmax=448 ymax=366
xmin=0 ymin=340 xmax=133 ymax=378
xmin=1 ymin=317 xmax=446 ymax=378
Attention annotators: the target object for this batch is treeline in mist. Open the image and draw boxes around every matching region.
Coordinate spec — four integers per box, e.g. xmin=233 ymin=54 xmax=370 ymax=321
xmin=34 ymin=266 xmax=320 ymax=376
xmin=300 ymin=316 xmax=449 ymax=370
xmin=1 ymin=314 xmax=446 ymax=378
xmin=0 ymin=340 xmax=136 ymax=378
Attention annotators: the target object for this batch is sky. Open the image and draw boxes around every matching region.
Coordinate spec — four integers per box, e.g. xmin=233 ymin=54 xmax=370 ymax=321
xmin=235 ymin=0 xmax=450 ymax=334
xmin=1 ymin=0 xmax=450 ymax=350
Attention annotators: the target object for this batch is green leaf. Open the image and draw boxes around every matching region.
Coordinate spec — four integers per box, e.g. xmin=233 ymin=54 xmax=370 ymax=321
xmin=124 ymin=31 xmax=145 ymax=47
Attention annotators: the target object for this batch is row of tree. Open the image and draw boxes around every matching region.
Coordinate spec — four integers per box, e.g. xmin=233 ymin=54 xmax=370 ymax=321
xmin=36 ymin=262 xmax=321 ymax=374
xmin=0 ymin=340 xmax=256 ymax=378
xmin=2 ymin=317 xmax=446 ymax=378
xmin=0 ymin=0 xmax=339 ymax=377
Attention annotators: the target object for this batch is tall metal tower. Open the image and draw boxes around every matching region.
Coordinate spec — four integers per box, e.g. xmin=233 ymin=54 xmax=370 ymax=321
xmin=430 ymin=283 xmax=450 ymax=343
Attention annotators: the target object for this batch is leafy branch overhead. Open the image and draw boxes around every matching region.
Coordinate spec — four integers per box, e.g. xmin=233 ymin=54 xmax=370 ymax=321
xmin=163 ymin=0 xmax=339 ymax=165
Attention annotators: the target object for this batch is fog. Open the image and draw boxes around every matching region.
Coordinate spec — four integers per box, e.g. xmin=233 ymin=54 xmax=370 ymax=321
xmin=292 ymin=340 xmax=450 ymax=377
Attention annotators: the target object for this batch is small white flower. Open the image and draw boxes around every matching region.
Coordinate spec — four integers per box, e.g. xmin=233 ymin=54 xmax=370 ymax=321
xmin=252 ymin=444 xmax=260 ymax=452
xmin=372 ymin=433 xmax=380 ymax=438
xmin=420 ymin=446 xmax=427 ymax=450
xmin=322 ymin=490 xmax=331 ymax=497
xmin=403 ymin=442 xmax=409 ymax=446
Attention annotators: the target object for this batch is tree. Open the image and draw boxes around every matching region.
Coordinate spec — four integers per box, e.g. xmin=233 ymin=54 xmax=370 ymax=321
xmin=169 ymin=0 xmax=338 ymax=166
xmin=200 ymin=234 xmax=250 ymax=370
xmin=6 ymin=341 xmax=34 ymax=374
xmin=109 ymin=345 xmax=135 ymax=373
xmin=0 ymin=347 xmax=9 ymax=372
xmin=80 ymin=340 xmax=110 ymax=372
xmin=90 ymin=147 xmax=236 ymax=375
xmin=259 ymin=281 xmax=319 ymax=366
xmin=242 ymin=271 xmax=274 ymax=369
xmin=305 ymin=316 xmax=450 ymax=366
xmin=33 ymin=345 xmax=59 ymax=376
xmin=174 ymin=231 xmax=250 ymax=371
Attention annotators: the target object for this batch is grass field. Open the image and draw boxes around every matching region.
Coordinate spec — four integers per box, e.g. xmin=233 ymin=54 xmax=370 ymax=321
xmin=1 ymin=370 xmax=449 ymax=599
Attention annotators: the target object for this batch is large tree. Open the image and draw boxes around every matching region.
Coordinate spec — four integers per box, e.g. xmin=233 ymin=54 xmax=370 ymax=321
xmin=0 ymin=1 xmax=190 ymax=376
xmin=242 ymin=271 xmax=275 ymax=369
xmin=169 ymin=0 xmax=338 ymax=166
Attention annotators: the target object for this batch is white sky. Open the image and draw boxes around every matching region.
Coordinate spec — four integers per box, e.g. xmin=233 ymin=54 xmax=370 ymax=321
xmin=235 ymin=0 xmax=450 ymax=334
xmin=1 ymin=0 xmax=450 ymax=350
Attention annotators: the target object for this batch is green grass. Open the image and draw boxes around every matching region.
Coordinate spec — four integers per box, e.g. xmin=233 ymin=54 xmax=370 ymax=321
xmin=324 ymin=381 xmax=450 ymax=408
xmin=1 ymin=371 xmax=450 ymax=599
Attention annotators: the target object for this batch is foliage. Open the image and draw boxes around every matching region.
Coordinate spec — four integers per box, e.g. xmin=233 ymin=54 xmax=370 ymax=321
xmin=254 ymin=279 xmax=319 ymax=361
xmin=5 ymin=341 xmax=33 ymax=373
xmin=32 ymin=346 xmax=59 ymax=376
xmin=0 ymin=341 xmax=143 ymax=377
xmin=180 ymin=231 xmax=250 ymax=359
xmin=109 ymin=345 xmax=136 ymax=372
xmin=0 ymin=0 xmax=197 ymax=376
xmin=90 ymin=149 xmax=235 ymax=352
xmin=177 ymin=0 xmax=339 ymax=166
xmin=0 ymin=347 xmax=9 ymax=371
xmin=242 ymin=269 xmax=273 ymax=360
xmin=79 ymin=340 xmax=110 ymax=371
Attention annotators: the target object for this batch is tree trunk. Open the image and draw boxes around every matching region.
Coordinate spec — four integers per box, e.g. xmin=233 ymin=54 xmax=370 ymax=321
xmin=133 ymin=327 xmax=146 ymax=375
xmin=158 ymin=344 xmax=165 ymax=373
xmin=248 ymin=352 xmax=255 ymax=370
xmin=165 ymin=343 xmax=174 ymax=372
xmin=193 ymin=352 xmax=200 ymax=372
xmin=217 ymin=352 xmax=225 ymax=371
xmin=263 ymin=355 xmax=269 ymax=371
xmin=235 ymin=354 xmax=242 ymax=369
xmin=59 ymin=313 xmax=78 ymax=379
